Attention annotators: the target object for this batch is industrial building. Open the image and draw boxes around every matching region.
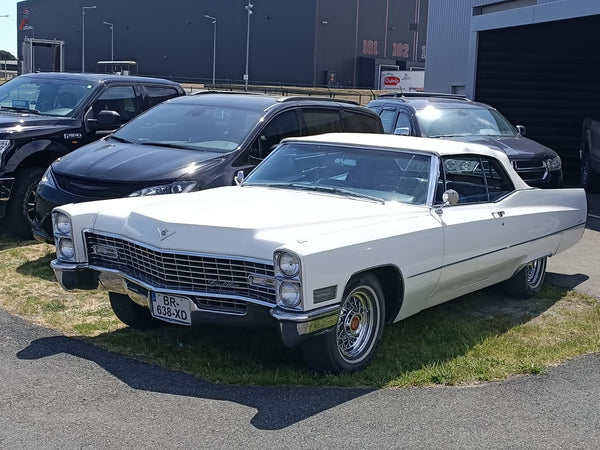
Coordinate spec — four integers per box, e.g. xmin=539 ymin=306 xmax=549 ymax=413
xmin=425 ymin=0 xmax=600 ymax=181
xmin=14 ymin=0 xmax=427 ymax=89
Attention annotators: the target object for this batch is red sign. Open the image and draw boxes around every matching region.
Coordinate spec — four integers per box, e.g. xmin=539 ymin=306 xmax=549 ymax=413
xmin=383 ymin=76 xmax=401 ymax=87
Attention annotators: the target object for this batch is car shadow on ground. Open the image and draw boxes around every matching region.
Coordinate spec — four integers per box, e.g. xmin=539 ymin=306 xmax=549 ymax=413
xmin=14 ymin=277 xmax=579 ymax=430
xmin=0 ymin=229 xmax=41 ymax=251
xmin=16 ymin=333 xmax=376 ymax=430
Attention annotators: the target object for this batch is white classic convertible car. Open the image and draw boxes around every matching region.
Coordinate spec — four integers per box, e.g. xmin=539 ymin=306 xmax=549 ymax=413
xmin=51 ymin=133 xmax=587 ymax=373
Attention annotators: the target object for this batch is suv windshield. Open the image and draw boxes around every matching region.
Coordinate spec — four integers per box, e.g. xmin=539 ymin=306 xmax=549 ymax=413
xmin=113 ymin=102 xmax=264 ymax=153
xmin=416 ymin=105 xmax=517 ymax=138
xmin=0 ymin=76 xmax=97 ymax=117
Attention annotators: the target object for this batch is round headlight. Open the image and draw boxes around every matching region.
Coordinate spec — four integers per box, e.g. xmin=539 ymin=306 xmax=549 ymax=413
xmin=58 ymin=238 xmax=75 ymax=260
xmin=278 ymin=252 xmax=300 ymax=277
xmin=279 ymin=282 xmax=301 ymax=308
xmin=55 ymin=212 xmax=72 ymax=234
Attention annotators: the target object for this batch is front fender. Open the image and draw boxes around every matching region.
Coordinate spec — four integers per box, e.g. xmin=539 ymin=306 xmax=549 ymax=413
xmin=3 ymin=139 xmax=69 ymax=172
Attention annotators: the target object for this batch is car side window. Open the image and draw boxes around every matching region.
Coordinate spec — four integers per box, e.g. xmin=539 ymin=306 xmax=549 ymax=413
xmin=394 ymin=112 xmax=412 ymax=135
xmin=436 ymin=155 xmax=514 ymax=204
xmin=251 ymin=109 xmax=301 ymax=160
xmin=378 ymin=108 xmax=398 ymax=134
xmin=301 ymin=109 xmax=343 ymax=135
xmin=143 ymin=86 xmax=181 ymax=108
xmin=340 ymin=110 xmax=381 ymax=133
xmin=91 ymin=85 xmax=140 ymax=124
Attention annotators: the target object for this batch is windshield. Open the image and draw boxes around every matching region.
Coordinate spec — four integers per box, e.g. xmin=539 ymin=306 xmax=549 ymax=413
xmin=0 ymin=76 xmax=96 ymax=117
xmin=113 ymin=102 xmax=263 ymax=153
xmin=244 ymin=142 xmax=433 ymax=205
xmin=416 ymin=105 xmax=517 ymax=138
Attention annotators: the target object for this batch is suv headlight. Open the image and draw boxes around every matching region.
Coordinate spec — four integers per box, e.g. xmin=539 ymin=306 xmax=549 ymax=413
xmin=274 ymin=250 xmax=303 ymax=309
xmin=0 ymin=140 xmax=11 ymax=167
xmin=128 ymin=180 xmax=197 ymax=197
xmin=544 ymin=156 xmax=562 ymax=171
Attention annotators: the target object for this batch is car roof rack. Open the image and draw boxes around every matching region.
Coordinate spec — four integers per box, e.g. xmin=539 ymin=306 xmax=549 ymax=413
xmin=191 ymin=89 xmax=265 ymax=96
xmin=377 ymin=92 xmax=471 ymax=101
xmin=277 ymin=96 xmax=358 ymax=105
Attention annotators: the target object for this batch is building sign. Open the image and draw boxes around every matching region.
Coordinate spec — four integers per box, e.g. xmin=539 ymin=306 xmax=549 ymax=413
xmin=380 ymin=70 xmax=424 ymax=92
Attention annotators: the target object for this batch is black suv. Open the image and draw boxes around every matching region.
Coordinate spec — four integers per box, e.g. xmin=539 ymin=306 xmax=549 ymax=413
xmin=0 ymin=72 xmax=185 ymax=237
xmin=33 ymin=92 xmax=383 ymax=243
xmin=367 ymin=93 xmax=563 ymax=188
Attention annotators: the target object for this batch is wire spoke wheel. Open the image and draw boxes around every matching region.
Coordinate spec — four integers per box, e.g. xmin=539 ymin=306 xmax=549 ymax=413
xmin=301 ymin=273 xmax=385 ymax=373
xmin=336 ymin=285 xmax=376 ymax=362
xmin=525 ymin=258 xmax=545 ymax=290
xmin=503 ymin=256 xmax=547 ymax=298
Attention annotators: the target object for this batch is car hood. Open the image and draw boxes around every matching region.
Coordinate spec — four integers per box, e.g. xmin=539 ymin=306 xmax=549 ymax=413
xmin=53 ymin=139 xmax=226 ymax=181
xmin=0 ymin=111 xmax=79 ymax=135
xmin=80 ymin=185 xmax=427 ymax=259
xmin=442 ymin=135 xmax=558 ymax=159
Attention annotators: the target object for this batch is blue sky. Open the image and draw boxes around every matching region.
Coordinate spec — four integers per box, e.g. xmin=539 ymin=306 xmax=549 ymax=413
xmin=0 ymin=0 xmax=18 ymax=57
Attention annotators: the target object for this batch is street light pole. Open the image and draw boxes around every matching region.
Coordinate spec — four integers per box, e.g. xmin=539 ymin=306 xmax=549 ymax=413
xmin=244 ymin=1 xmax=253 ymax=91
xmin=82 ymin=5 xmax=97 ymax=72
xmin=102 ymin=21 xmax=114 ymax=61
xmin=204 ymin=15 xmax=216 ymax=86
xmin=1 ymin=15 xmax=10 ymax=78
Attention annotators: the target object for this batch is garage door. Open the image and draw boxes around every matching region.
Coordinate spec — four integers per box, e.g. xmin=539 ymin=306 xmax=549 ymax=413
xmin=475 ymin=14 xmax=600 ymax=184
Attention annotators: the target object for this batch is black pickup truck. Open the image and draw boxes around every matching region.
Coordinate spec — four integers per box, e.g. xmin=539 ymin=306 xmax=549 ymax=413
xmin=580 ymin=116 xmax=600 ymax=193
xmin=0 ymin=72 xmax=185 ymax=237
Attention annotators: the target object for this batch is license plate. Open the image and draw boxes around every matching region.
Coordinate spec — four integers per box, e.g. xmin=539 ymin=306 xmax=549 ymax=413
xmin=150 ymin=292 xmax=192 ymax=325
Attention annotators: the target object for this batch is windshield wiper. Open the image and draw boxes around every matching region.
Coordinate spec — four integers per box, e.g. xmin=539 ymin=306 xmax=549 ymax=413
xmin=317 ymin=186 xmax=385 ymax=204
xmin=139 ymin=142 xmax=195 ymax=150
xmin=109 ymin=135 xmax=133 ymax=144
xmin=251 ymin=183 xmax=385 ymax=204
xmin=1 ymin=106 xmax=41 ymax=115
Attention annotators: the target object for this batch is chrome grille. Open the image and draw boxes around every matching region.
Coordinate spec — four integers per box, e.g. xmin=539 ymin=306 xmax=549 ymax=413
xmin=85 ymin=232 xmax=276 ymax=304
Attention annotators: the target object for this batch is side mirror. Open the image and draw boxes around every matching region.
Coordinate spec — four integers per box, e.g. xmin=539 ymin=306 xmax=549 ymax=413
xmin=393 ymin=127 xmax=410 ymax=136
xmin=515 ymin=125 xmax=526 ymax=136
xmin=234 ymin=170 xmax=245 ymax=186
xmin=442 ymin=189 xmax=459 ymax=206
xmin=95 ymin=110 xmax=122 ymax=131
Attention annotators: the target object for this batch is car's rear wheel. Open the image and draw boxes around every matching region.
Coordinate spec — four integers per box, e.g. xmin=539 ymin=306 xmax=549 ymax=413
xmin=109 ymin=292 xmax=163 ymax=329
xmin=301 ymin=273 xmax=385 ymax=374
xmin=503 ymin=257 xmax=547 ymax=299
xmin=6 ymin=167 xmax=45 ymax=239
xmin=581 ymin=149 xmax=600 ymax=193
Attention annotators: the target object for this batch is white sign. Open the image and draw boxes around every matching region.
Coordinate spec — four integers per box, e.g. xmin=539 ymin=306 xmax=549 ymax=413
xmin=380 ymin=71 xmax=425 ymax=92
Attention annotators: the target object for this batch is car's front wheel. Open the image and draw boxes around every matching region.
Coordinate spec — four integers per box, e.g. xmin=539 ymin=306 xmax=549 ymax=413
xmin=109 ymin=292 xmax=163 ymax=329
xmin=503 ymin=257 xmax=547 ymax=299
xmin=301 ymin=273 xmax=385 ymax=374
xmin=6 ymin=167 xmax=45 ymax=239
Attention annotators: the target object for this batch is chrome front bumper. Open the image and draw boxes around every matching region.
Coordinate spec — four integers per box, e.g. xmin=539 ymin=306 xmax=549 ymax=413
xmin=51 ymin=258 xmax=341 ymax=347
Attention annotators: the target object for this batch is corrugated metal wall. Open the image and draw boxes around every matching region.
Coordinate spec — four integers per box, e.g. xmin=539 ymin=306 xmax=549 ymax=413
xmin=424 ymin=0 xmax=472 ymax=93
xmin=475 ymin=14 xmax=600 ymax=182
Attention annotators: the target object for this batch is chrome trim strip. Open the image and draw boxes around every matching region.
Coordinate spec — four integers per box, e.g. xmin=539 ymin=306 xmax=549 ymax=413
xmin=407 ymin=221 xmax=586 ymax=279
xmin=270 ymin=304 xmax=341 ymax=322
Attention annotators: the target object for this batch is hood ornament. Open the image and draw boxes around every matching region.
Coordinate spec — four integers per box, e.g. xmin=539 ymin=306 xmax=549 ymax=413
xmin=158 ymin=227 xmax=175 ymax=241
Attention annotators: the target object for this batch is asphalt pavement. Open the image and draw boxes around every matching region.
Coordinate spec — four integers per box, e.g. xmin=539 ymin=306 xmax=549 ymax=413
xmin=0 ymin=195 xmax=598 ymax=449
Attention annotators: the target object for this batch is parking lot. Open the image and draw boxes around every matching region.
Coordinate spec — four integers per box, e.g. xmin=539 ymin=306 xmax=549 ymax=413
xmin=547 ymin=193 xmax=600 ymax=298
xmin=0 ymin=195 xmax=598 ymax=449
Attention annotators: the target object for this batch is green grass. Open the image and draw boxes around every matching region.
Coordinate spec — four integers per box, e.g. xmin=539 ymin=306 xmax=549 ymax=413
xmin=0 ymin=231 xmax=598 ymax=387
